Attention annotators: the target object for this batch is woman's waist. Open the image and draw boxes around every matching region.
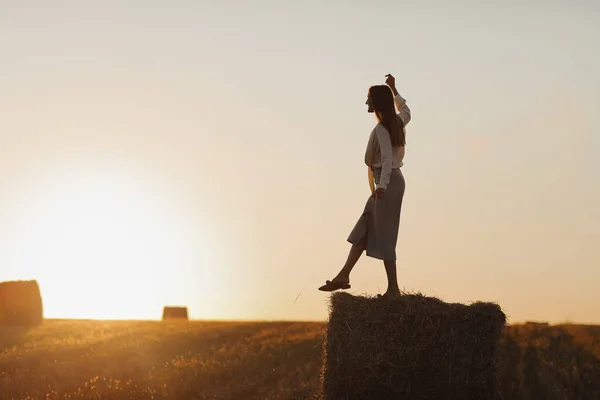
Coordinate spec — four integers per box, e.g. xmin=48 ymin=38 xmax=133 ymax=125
xmin=370 ymin=163 xmax=402 ymax=168
xmin=369 ymin=156 xmax=404 ymax=170
xmin=370 ymin=166 xmax=402 ymax=182
xmin=370 ymin=162 xmax=403 ymax=171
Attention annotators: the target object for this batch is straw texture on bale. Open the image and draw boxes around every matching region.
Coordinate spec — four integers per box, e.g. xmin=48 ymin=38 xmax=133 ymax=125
xmin=0 ymin=280 xmax=44 ymax=326
xmin=162 ymin=306 xmax=189 ymax=320
xmin=321 ymin=292 xmax=506 ymax=400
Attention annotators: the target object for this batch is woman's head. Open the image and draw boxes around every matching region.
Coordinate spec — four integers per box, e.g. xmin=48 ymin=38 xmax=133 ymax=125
xmin=366 ymin=85 xmax=405 ymax=147
xmin=367 ymin=85 xmax=394 ymax=115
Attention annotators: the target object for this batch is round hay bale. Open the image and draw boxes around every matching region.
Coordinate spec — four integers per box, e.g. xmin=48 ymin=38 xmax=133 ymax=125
xmin=162 ymin=306 xmax=189 ymax=321
xmin=0 ymin=280 xmax=44 ymax=326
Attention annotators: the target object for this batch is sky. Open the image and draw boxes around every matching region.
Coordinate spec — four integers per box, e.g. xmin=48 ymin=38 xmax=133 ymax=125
xmin=1 ymin=0 xmax=599 ymax=323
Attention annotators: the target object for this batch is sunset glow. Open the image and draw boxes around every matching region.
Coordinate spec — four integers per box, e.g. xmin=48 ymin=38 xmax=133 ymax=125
xmin=9 ymin=165 xmax=220 ymax=320
xmin=1 ymin=1 xmax=599 ymax=324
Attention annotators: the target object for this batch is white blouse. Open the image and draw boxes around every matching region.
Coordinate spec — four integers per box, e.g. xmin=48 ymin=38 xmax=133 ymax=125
xmin=364 ymin=93 xmax=411 ymax=190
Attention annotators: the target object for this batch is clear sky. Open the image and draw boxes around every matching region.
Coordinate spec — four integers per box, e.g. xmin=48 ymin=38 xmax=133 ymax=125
xmin=1 ymin=0 xmax=599 ymax=323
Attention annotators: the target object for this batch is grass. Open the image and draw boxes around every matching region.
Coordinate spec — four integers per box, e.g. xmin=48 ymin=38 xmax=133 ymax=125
xmin=0 ymin=320 xmax=325 ymax=399
xmin=1 ymin=320 xmax=599 ymax=399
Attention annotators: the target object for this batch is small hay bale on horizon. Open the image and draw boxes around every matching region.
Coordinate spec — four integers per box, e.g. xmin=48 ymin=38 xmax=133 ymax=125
xmin=321 ymin=292 xmax=506 ymax=400
xmin=162 ymin=306 xmax=189 ymax=321
xmin=0 ymin=279 xmax=44 ymax=326
xmin=524 ymin=321 xmax=549 ymax=326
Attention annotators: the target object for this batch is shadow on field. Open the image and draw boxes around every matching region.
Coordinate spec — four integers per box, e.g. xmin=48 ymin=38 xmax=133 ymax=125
xmin=0 ymin=325 xmax=32 ymax=352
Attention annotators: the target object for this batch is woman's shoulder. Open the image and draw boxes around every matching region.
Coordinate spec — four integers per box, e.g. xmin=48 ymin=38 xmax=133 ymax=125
xmin=372 ymin=122 xmax=385 ymax=131
xmin=373 ymin=123 xmax=389 ymax=136
xmin=368 ymin=124 xmax=380 ymax=136
xmin=368 ymin=124 xmax=383 ymax=140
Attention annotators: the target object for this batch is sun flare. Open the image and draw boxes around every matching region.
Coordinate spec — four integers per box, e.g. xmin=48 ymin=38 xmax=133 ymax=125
xmin=13 ymin=168 xmax=218 ymax=320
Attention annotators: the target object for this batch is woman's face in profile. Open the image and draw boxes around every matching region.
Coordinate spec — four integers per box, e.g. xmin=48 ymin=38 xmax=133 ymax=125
xmin=366 ymin=93 xmax=374 ymax=113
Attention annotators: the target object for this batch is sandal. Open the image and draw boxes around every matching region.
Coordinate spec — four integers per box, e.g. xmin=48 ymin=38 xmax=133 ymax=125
xmin=318 ymin=279 xmax=351 ymax=292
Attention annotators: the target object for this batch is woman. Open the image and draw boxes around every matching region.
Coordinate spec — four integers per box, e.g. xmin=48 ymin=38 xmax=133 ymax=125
xmin=318 ymin=73 xmax=411 ymax=297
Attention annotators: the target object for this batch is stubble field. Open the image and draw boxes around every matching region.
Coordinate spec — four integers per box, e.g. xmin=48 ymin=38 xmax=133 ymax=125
xmin=1 ymin=320 xmax=599 ymax=399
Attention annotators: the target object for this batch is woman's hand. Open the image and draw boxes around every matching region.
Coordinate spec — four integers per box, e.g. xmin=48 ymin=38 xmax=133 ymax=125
xmin=375 ymin=187 xmax=386 ymax=199
xmin=385 ymin=73 xmax=395 ymax=88
xmin=385 ymin=74 xmax=399 ymax=96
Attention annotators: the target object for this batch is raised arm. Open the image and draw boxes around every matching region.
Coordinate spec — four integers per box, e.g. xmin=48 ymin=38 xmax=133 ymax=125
xmin=385 ymin=74 xmax=411 ymax=127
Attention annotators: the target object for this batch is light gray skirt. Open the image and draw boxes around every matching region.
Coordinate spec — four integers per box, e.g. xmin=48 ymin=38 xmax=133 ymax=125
xmin=347 ymin=167 xmax=405 ymax=260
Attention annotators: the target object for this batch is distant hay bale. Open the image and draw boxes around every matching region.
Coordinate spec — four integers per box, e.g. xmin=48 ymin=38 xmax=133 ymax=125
xmin=0 ymin=280 xmax=44 ymax=326
xmin=321 ymin=292 xmax=506 ymax=400
xmin=162 ymin=306 xmax=189 ymax=320
xmin=525 ymin=321 xmax=549 ymax=326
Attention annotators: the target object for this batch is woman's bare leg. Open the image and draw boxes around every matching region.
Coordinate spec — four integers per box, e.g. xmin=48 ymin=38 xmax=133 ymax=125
xmin=331 ymin=235 xmax=367 ymax=283
xmin=383 ymin=259 xmax=401 ymax=296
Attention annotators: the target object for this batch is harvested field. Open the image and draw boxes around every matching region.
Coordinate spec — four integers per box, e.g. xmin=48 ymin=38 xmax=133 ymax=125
xmin=1 ymin=319 xmax=599 ymax=399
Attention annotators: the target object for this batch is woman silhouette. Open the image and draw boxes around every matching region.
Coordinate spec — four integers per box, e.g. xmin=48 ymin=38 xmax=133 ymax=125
xmin=319 ymin=73 xmax=411 ymax=297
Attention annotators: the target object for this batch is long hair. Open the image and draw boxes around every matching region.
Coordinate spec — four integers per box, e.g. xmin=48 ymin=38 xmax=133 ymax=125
xmin=369 ymin=85 xmax=405 ymax=147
